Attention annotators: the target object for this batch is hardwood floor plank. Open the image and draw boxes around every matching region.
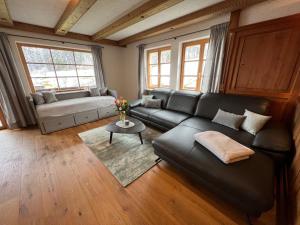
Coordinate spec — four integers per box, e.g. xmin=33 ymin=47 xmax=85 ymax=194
xmin=0 ymin=117 xmax=276 ymax=225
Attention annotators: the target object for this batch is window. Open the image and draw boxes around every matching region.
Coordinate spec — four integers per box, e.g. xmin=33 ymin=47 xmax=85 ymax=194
xmin=147 ymin=47 xmax=171 ymax=89
xmin=180 ymin=39 xmax=209 ymax=91
xmin=17 ymin=43 xmax=96 ymax=92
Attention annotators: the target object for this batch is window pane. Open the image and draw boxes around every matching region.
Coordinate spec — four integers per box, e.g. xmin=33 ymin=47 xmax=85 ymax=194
xmin=203 ymin=43 xmax=209 ymax=60
xmin=51 ymin=49 xmax=75 ymax=64
xmin=55 ymin=65 xmax=77 ymax=77
xmin=150 ymin=76 xmax=158 ymax=87
xmin=77 ymin=65 xmax=95 ymax=76
xmin=160 ymin=76 xmax=170 ymax=87
xmin=79 ymin=77 xmax=96 ymax=87
xmin=184 ymin=61 xmax=199 ymax=75
xmin=185 ymin=45 xmax=200 ymax=61
xmin=22 ymin=47 xmax=52 ymax=63
xmin=58 ymin=77 xmax=79 ymax=88
xmin=150 ymin=65 xmax=158 ymax=75
xmin=161 ymin=50 xmax=171 ymax=63
xmin=161 ymin=64 xmax=170 ymax=75
xmin=32 ymin=78 xmax=58 ymax=90
xmin=183 ymin=77 xmax=197 ymax=89
xmin=149 ymin=52 xmax=158 ymax=64
xmin=28 ymin=64 xmax=55 ymax=77
xmin=74 ymin=52 xmax=93 ymax=65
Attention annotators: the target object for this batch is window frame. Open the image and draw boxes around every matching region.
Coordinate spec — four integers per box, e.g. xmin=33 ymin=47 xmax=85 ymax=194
xmin=180 ymin=38 xmax=209 ymax=91
xmin=147 ymin=46 xmax=171 ymax=89
xmin=17 ymin=43 xmax=96 ymax=93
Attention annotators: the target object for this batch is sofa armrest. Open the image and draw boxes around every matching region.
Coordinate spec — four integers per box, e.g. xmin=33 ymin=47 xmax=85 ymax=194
xmin=108 ymin=89 xmax=118 ymax=98
xmin=129 ymin=99 xmax=142 ymax=108
xmin=252 ymin=122 xmax=292 ymax=153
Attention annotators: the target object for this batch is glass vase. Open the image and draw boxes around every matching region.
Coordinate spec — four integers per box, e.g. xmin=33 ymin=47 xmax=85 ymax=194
xmin=119 ymin=111 xmax=126 ymax=124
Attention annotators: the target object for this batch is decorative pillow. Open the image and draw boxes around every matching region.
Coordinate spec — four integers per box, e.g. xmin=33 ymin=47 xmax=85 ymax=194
xmin=100 ymin=87 xmax=108 ymax=96
xmin=42 ymin=91 xmax=58 ymax=104
xmin=241 ymin=109 xmax=271 ymax=135
xmin=31 ymin=92 xmax=45 ymax=105
xmin=144 ymin=99 xmax=161 ymax=109
xmin=212 ymin=109 xmax=246 ymax=130
xmin=141 ymin=95 xmax=154 ymax=105
xmin=90 ymin=87 xmax=100 ymax=96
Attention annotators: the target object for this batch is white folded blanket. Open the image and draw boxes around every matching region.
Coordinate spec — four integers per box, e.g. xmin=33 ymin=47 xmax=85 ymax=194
xmin=194 ymin=131 xmax=255 ymax=164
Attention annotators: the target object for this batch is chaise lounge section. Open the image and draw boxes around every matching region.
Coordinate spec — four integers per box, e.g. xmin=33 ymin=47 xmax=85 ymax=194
xmin=129 ymin=89 xmax=292 ymax=216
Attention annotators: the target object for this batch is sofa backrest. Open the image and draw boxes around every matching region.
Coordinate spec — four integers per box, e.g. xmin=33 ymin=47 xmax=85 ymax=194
xmin=55 ymin=91 xmax=91 ymax=101
xmin=194 ymin=93 xmax=270 ymax=119
xmin=166 ymin=91 xmax=201 ymax=115
xmin=147 ymin=89 xmax=172 ymax=109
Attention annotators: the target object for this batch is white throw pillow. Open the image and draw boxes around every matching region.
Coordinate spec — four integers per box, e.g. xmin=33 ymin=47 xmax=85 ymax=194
xmin=241 ymin=109 xmax=271 ymax=135
xmin=141 ymin=95 xmax=154 ymax=105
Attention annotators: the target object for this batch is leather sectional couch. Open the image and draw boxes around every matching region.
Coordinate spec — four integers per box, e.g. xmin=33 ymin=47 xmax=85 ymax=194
xmin=129 ymin=89 xmax=292 ymax=216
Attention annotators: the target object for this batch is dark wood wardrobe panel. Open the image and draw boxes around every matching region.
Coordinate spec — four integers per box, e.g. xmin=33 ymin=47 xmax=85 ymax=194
xmin=223 ymin=13 xmax=300 ymax=121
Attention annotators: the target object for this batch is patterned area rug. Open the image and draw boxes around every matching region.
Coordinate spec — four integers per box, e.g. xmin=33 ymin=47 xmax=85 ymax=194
xmin=78 ymin=126 xmax=161 ymax=186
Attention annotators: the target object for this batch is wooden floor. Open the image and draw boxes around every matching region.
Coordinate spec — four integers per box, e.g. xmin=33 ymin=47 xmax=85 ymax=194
xmin=0 ymin=117 xmax=276 ymax=225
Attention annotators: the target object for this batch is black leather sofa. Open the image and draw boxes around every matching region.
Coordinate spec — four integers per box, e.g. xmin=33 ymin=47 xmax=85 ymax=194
xmin=129 ymin=89 xmax=292 ymax=216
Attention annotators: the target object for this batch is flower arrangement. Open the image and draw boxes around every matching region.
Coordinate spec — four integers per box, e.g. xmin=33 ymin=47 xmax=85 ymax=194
xmin=115 ymin=97 xmax=129 ymax=123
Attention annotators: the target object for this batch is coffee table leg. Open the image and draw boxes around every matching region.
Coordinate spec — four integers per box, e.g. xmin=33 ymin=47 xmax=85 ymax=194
xmin=138 ymin=132 xmax=143 ymax=144
xmin=109 ymin=132 xmax=113 ymax=144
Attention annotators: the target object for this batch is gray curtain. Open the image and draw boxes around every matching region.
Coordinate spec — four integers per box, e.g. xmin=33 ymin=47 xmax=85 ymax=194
xmin=0 ymin=32 xmax=35 ymax=128
xmin=138 ymin=44 xmax=146 ymax=98
xmin=91 ymin=45 xmax=106 ymax=88
xmin=201 ymin=22 xmax=229 ymax=93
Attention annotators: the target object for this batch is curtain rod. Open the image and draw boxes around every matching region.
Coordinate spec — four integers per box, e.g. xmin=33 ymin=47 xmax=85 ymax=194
xmin=5 ymin=33 xmax=104 ymax=48
xmin=137 ymin=27 xmax=210 ymax=47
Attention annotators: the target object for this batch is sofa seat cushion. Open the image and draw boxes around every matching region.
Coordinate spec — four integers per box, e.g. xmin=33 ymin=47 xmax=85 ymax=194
xmin=181 ymin=117 xmax=255 ymax=147
xmin=129 ymin=106 xmax=161 ymax=120
xmin=36 ymin=96 xmax=115 ymax=118
xmin=149 ymin=110 xmax=190 ymax=129
xmin=153 ymin=125 xmax=274 ymax=215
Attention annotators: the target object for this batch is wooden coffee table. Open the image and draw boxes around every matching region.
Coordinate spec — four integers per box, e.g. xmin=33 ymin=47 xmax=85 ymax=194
xmin=105 ymin=117 xmax=146 ymax=144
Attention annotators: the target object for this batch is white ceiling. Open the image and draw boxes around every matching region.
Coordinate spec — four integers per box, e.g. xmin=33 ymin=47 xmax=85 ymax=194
xmin=6 ymin=0 xmax=224 ymax=41
xmin=108 ymin=0 xmax=223 ymax=40
xmin=70 ymin=0 xmax=148 ymax=35
xmin=6 ymin=0 xmax=70 ymax=28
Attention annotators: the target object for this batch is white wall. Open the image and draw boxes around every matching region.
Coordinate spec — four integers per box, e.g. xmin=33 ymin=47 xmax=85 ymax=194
xmin=1 ymin=0 xmax=300 ymax=100
xmin=0 ymin=27 xmax=124 ymax=95
xmin=121 ymin=15 xmax=230 ymax=100
xmin=239 ymin=0 xmax=300 ymax=26
xmin=120 ymin=0 xmax=300 ymax=100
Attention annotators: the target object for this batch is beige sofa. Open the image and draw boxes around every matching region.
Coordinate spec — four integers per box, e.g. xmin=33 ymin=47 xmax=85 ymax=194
xmin=28 ymin=90 xmax=118 ymax=134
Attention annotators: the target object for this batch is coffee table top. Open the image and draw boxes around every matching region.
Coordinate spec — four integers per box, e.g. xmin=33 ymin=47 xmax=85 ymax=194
xmin=105 ymin=116 xmax=146 ymax=134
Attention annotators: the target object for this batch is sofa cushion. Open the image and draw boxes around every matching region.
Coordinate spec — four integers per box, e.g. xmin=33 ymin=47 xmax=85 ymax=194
xmin=129 ymin=106 xmax=161 ymax=120
xmin=36 ymin=96 xmax=115 ymax=118
xmin=149 ymin=110 xmax=190 ymax=129
xmin=181 ymin=117 xmax=255 ymax=147
xmin=166 ymin=91 xmax=200 ymax=115
xmin=194 ymin=93 xmax=270 ymax=120
xmin=144 ymin=99 xmax=162 ymax=108
xmin=147 ymin=89 xmax=171 ymax=109
xmin=253 ymin=122 xmax=292 ymax=153
xmin=153 ymin=125 xmax=274 ymax=215
xmin=212 ymin=109 xmax=246 ymax=130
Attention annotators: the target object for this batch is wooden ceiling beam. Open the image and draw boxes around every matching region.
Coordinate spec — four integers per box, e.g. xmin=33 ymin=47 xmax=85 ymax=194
xmin=0 ymin=22 xmax=119 ymax=46
xmin=55 ymin=0 xmax=97 ymax=35
xmin=92 ymin=0 xmax=183 ymax=40
xmin=0 ymin=0 xmax=13 ymax=26
xmin=118 ymin=0 xmax=267 ymax=46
